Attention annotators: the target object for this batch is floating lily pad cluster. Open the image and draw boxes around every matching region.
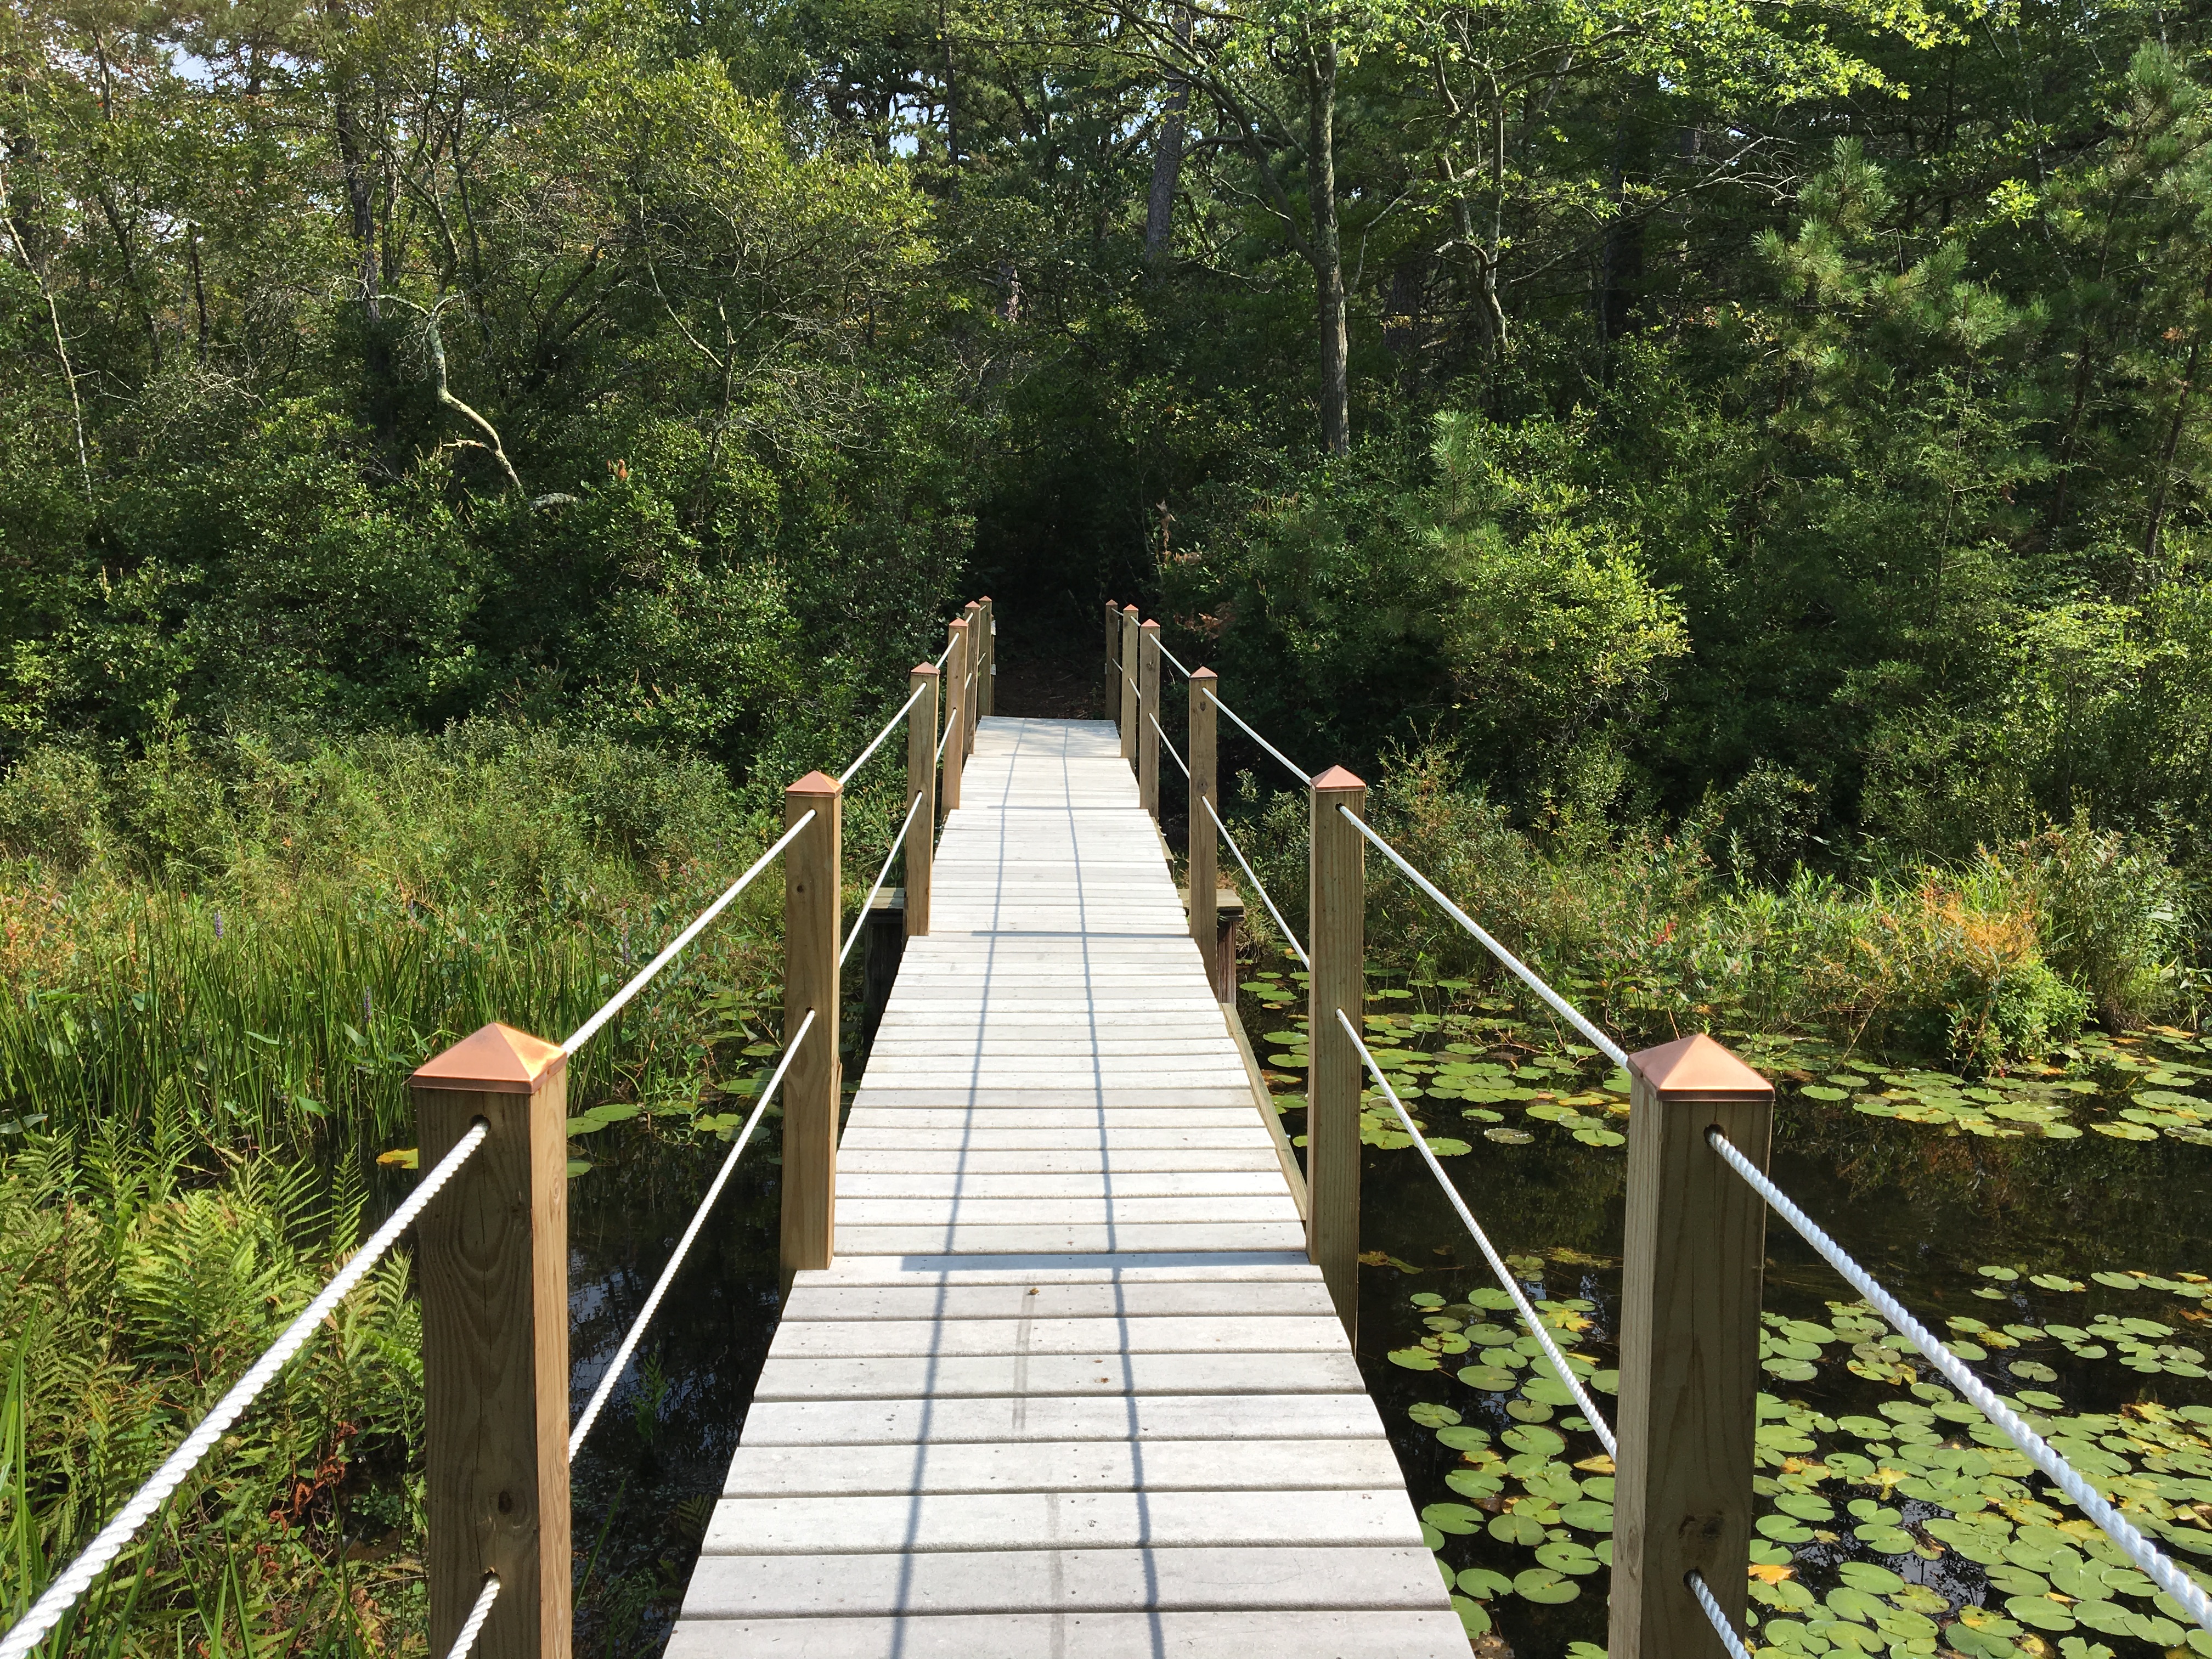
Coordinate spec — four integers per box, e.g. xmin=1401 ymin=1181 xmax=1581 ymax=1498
xmin=1398 ymin=1265 xmax=2212 ymax=1657
xmin=1740 ymin=1026 xmax=2212 ymax=1148
xmin=1252 ymin=988 xmax=1632 ymax=1156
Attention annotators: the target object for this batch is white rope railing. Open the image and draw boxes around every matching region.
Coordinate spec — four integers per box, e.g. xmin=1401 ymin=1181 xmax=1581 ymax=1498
xmin=1708 ymin=1127 xmax=2212 ymax=1635
xmin=1201 ymin=689 xmax=1309 ymax=789
xmin=836 ymin=683 xmax=928 ymax=789
xmin=1201 ymin=795 xmax=1308 ymax=968
xmin=1157 ymin=640 xmax=1191 ymax=678
xmin=562 ymin=812 xmax=816 ymax=1056
xmin=1688 ymin=1569 xmax=1757 ymax=1659
xmin=1340 ymin=1009 xmax=1616 ymax=1453
xmin=1150 ymin=713 xmax=1189 ymax=779
xmin=840 ymin=793 xmax=925 ymax=967
xmin=567 ymin=1012 xmax=816 ymax=1460
xmin=1339 ymin=807 xmax=1628 ymax=1069
xmin=0 ymin=1124 xmax=492 ymax=1659
xmin=935 ymin=636 xmax=955 ymax=668
xmin=443 ymin=1573 xmax=501 ymax=1659
xmin=936 ymin=701 xmax=956 ymax=761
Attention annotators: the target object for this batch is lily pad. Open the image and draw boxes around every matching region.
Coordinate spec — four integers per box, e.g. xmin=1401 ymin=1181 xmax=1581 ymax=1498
xmin=1420 ymin=1502 xmax=1484 ymax=1535
xmin=1512 ymin=1567 xmax=1582 ymax=1604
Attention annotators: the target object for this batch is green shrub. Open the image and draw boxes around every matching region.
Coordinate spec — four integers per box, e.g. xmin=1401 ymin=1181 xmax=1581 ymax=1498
xmin=0 ymin=744 xmax=108 ymax=871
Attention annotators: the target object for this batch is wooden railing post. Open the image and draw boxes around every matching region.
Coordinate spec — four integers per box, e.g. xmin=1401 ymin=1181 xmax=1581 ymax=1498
xmin=979 ymin=595 xmax=995 ymax=718
xmin=943 ymin=617 xmax=967 ymax=816
xmin=1118 ymin=605 xmax=1139 ymax=764
xmin=905 ymin=661 xmax=938 ymax=937
xmin=1307 ymin=766 xmax=1365 ymax=1340
xmin=1189 ymin=667 xmax=1218 ymax=983
xmin=1137 ymin=619 xmax=1161 ymax=817
xmin=1103 ymin=600 xmax=1120 ymax=720
xmin=962 ymin=600 xmax=983 ymax=756
xmin=780 ymin=771 xmax=842 ymax=1282
xmin=1610 ymin=1035 xmax=1774 ymax=1659
xmin=410 ymin=1024 xmax=572 ymax=1659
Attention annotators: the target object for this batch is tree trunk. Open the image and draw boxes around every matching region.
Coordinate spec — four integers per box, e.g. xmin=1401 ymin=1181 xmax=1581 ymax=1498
xmin=2142 ymin=324 xmax=2202 ymax=585
xmin=1306 ymin=39 xmax=1348 ymax=455
xmin=1145 ymin=8 xmax=1193 ymax=266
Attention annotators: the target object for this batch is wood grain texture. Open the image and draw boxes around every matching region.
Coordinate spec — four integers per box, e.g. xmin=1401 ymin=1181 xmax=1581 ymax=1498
xmin=781 ymin=772 xmax=842 ymax=1279
xmin=1137 ymin=619 xmax=1161 ymax=816
xmin=1102 ymin=601 xmax=1120 ymax=721
xmin=1607 ymin=1043 xmax=1774 ymax=1659
xmin=1118 ymin=607 xmax=1139 ymax=762
xmin=1189 ymin=667 xmax=1217 ymax=980
xmin=979 ymin=597 xmax=994 ymax=718
xmin=413 ymin=1043 xmax=571 ymax=1659
xmin=905 ymin=663 xmax=938 ymax=937
xmin=1306 ymin=769 xmax=1366 ymax=1339
xmin=942 ymin=619 xmax=966 ymax=814
xmin=962 ymin=601 xmax=983 ymax=755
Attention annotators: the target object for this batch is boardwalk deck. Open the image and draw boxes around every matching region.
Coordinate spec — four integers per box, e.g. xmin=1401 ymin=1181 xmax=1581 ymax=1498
xmin=668 ymin=716 xmax=1463 ymax=1658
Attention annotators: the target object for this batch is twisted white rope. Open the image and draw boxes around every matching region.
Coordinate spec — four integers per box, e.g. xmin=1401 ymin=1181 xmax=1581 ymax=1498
xmin=936 ymin=701 xmax=957 ymax=761
xmin=0 ymin=1125 xmax=490 ymax=1659
xmin=443 ymin=1573 xmax=501 ymax=1659
xmin=562 ymin=812 xmax=816 ymax=1056
xmin=568 ymin=1012 xmax=816 ymax=1460
xmin=836 ymin=683 xmax=928 ymax=788
xmin=1201 ymin=795 xmax=1308 ymax=969
xmin=1708 ymin=1128 xmax=2212 ymax=1635
xmin=1156 ymin=641 xmax=1191 ymax=678
xmin=1339 ymin=807 xmax=1628 ymax=1069
xmin=1688 ymin=1569 xmax=1756 ymax=1659
xmin=841 ymin=793 xmax=926 ymax=967
xmin=1340 ymin=1011 xmax=1617 ymax=1454
xmin=1149 ymin=713 xmax=1189 ymax=779
xmin=935 ymin=637 xmax=955 ymax=669
xmin=1201 ymin=689 xmax=1309 ymax=789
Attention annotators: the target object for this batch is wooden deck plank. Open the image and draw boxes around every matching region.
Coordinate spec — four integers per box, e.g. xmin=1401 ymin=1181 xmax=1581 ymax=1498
xmin=664 ymin=1609 xmax=1470 ymax=1658
xmin=669 ymin=715 xmax=1448 ymax=1652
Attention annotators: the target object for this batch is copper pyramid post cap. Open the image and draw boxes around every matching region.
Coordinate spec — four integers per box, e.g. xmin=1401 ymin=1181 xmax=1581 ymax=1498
xmin=788 ymin=770 xmax=840 ymax=796
xmin=1123 ymin=602 xmax=1139 ymax=613
xmin=1190 ymin=666 xmax=1218 ymax=681
xmin=1628 ymin=1032 xmax=1771 ymax=1099
xmin=1311 ymin=764 xmax=1365 ymax=791
xmin=912 ymin=661 xmax=940 ymax=676
xmin=411 ymin=1022 xmax=566 ymax=1094
xmin=1139 ymin=617 xmax=1160 ymax=630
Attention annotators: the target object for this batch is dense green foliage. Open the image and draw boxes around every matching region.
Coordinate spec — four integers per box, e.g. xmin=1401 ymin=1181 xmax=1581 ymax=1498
xmin=7 ymin=0 xmax=2212 ymax=1647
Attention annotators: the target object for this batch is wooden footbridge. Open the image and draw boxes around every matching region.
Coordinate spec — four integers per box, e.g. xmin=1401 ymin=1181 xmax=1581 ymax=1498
xmin=25 ymin=599 xmax=1925 ymax=1659
xmin=665 ymin=713 xmax=1464 ymax=1656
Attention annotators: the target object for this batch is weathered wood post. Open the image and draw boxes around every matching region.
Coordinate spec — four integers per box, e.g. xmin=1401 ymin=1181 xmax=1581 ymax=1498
xmin=411 ymin=1024 xmax=573 ymax=1659
xmin=962 ymin=600 xmax=983 ymax=756
xmin=979 ymin=595 xmax=995 ymax=718
xmin=1189 ymin=667 xmax=1218 ymax=981
xmin=1307 ymin=765 xmax=1365 ymax=1340
xmin=1119 ymin=605 xmax=1139 ymax=764
xmin=780 ymin=771 xmax=842 ymax=1282
xmin=1610 ymin=1034 xmax=1774 ymax=1659
xmin=943 ymin=617 xmax=967 ymax=817
xmin=1137 ymin=619 xmax=1161 ymax=817
xmin=1103 ymin=601 xmax=1120 ymax=721
xmin=905 ymin=661 xmax=938 ymax=937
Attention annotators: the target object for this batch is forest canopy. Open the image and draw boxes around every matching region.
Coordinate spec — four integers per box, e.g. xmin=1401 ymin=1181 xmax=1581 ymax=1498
xmin=2 ymin=0 xmax=2210 ymax=887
